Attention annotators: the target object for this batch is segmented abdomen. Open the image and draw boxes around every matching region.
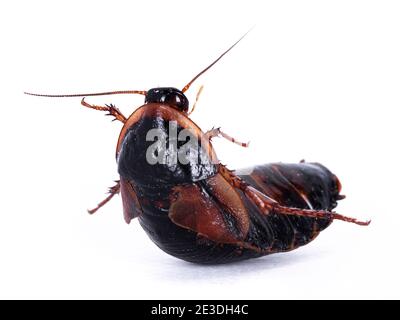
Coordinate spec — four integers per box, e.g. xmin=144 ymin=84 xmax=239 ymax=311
xmin=136 ymin=162 xmax=342 ymax=264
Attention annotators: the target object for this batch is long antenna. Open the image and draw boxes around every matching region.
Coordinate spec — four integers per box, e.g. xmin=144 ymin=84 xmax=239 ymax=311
xmin=24 ymin=90 xmax=147 ymax=98
xmin=181 ymin=29 xmax=252 ymax=93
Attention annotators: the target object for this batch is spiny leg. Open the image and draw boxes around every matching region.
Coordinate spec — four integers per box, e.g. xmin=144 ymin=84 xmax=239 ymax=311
xmin=205 ymin=127 xmax=250 ymax=148
xmin=218 ymin=165 xmax=370 ymax=226
xmin=273 ymin=203 xmax=370 ymax=225
xmin=88 ymin=181 xmax=120 ymax=214
xmin=188 ymin=85 xmax=204 ymax=115
xmin=246 ymin=185 xmax=370 ymax=226
xmin=81 ymin=98 xmax=127 ymax=123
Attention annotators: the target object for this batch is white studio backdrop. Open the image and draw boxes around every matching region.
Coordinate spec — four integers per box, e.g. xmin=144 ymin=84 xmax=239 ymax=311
xmin=0 ymin=0 xmax=399 ymax=299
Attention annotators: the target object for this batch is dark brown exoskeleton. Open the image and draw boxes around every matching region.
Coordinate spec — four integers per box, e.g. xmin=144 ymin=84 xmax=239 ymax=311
xmin=25 ymin=33 xmax=370 ymax=264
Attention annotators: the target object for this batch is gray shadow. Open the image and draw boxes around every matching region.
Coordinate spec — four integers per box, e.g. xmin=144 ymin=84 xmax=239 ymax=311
xmin=148 ymin=249 xmax=320 ymax=282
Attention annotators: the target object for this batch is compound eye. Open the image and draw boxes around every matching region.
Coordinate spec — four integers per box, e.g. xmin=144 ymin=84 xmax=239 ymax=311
xmin=173 ymin=94 xmax=189 ymax=112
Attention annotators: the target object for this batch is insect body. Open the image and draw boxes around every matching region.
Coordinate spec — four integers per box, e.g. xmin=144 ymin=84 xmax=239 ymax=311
xmin=25 ymin=34 xmax=369 ymax=264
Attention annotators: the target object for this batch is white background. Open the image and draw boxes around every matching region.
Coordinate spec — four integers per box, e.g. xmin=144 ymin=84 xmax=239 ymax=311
xmin=1 ymin=0 xmax=399 ymax=299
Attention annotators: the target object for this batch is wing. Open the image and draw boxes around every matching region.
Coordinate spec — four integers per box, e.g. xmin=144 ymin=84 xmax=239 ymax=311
xmin=169 ymin=173 xmax=251 ymax=246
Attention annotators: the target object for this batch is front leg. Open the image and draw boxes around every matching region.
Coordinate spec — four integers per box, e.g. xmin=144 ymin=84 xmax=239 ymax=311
xmin=81 ymin=98 xmax=127 ymax=123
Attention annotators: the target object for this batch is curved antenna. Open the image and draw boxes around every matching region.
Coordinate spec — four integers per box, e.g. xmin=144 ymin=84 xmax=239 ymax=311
xmin=181 ymin=29 xmax=252 ymax=93
xmin=24 ymin=89 xmax=147 ymax=98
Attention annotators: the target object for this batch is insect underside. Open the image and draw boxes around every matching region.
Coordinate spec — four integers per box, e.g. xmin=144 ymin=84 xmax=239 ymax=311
xmin=25 ymin=32 xmax=369 ymax=264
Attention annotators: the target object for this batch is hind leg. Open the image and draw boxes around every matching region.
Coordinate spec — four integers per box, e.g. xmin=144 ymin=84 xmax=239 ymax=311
xmin=218 ymin=164 xmax=370 ymax=226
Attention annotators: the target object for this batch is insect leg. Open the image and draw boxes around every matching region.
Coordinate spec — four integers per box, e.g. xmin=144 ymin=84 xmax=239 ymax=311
xmin=274 ymin=204 xmax=370 ymax=225
xmin=88 ymin=181 xmax=120 ymax=214
xmin=218 ymin=165 xmax=370 ymax=226
xmin=205 ymin=127 xmax=250 ymax=148
xmin=246 ymin=185 xmax=370 ymax=226
xmin=188 ymin=85 xmax=204 ymax=115
xmin=81 ymin=98 xmax=127 ymax=123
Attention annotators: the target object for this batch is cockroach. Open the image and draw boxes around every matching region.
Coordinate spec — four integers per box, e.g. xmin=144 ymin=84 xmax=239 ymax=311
xmin=25 ymin=33 xmax=370 ymax=264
